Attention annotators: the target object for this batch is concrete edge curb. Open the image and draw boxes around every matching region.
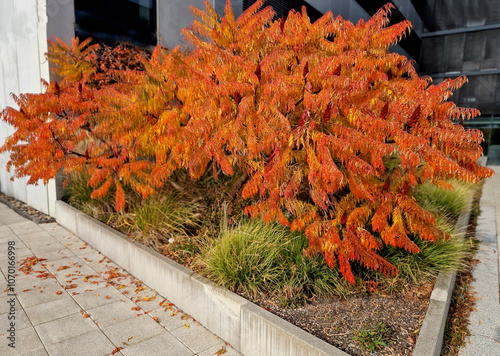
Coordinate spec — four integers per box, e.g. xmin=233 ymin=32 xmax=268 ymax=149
xmin=54 ymin=200 xmax=348 ymax=356
xmin=412 ymin=199 xmax=473 ymax=356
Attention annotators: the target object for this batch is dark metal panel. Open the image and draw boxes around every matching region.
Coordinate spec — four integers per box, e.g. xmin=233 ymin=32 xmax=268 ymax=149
xmin=422 ymin=0 xmax=500 ymax=32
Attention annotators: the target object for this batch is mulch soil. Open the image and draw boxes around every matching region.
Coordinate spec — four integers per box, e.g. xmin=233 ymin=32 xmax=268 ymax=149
xmin=251 ymin=282 xmax=433 ymax=356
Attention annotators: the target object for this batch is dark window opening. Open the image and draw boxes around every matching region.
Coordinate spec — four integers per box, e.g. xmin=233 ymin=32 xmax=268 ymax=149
xmin=356 ymin=0 xmax=421 ymax=60
xmin=74 ymin=0 xmax=157 ymax=47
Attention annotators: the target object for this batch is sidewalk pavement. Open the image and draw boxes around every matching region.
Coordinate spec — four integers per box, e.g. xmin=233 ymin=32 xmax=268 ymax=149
xmin=460 ymin=165 xmax=500 ymax=355
xmin=0 ymin=203 xmax=241 ymax=356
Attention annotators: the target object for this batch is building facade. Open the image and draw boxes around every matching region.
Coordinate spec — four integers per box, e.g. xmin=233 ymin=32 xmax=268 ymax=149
xmin=418 ymin=0 xmax=500 ymax=152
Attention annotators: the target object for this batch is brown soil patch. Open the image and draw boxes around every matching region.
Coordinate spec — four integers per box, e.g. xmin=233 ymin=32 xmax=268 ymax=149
xmin=253 ymin=282 xmax=434 ymax=356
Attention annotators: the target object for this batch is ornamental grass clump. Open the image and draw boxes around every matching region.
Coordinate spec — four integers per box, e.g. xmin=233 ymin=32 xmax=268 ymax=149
xmin=200 ymin=211 xmax=348 ymax=299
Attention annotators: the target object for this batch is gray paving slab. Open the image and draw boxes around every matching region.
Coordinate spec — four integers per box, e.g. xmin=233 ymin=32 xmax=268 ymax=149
xmin=460 ymin=165 xmax=500 ymax=355
xmin=87 ymin=299 xmax=140 ymax=328
xmin=0 ymin=294 xmax=19 ymax=314
xmin=83 ymin=256 xmax=121 ymax=274
xmin=170 ymin=322 xmax=223 ymax=354
xmin=149 ymin=307 xmax=191 ymax=331
xmin=16 ymin=282 xmax=66 ymax=309
xmin=24 ymin=296 xmax=82 ymax=325
xmin=35 ymin=313 xmax=99 ymax=345
xmin=0 ymin=231 xmax=21 ymax=242
xmin=120 ymin=332 xmax=193 ymax=356
xmin=14 ymin=272 xmax=58 ymax=290
xmin=101 ymin=314 xmax=166 ymax=346
xmin=0 ymin=306 xmax=32 ymax=332
xmin=72 ymin=286 xmax=127 ymax=310
xmin=8 ymin=222 xmax=45 ymax=235
xmin=43 ymin=329 xmax=116 ymax=356
xmin=133 ymin=294 xmax=163 ymax=312
xmin=0 ymin=198 xmax=241 ymax=355
xmin=198 ymin=343 xmax=243 ymax=356
xmin=35 ymin=248 xmax=77 ymax=262
xmin=0 ymin=325 xmax=48 ymax=356
xmin=29 ymin=241 xmax=68 ymax=255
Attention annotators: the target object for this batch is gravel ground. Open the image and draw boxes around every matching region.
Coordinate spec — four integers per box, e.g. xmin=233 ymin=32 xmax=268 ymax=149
xmin=0 ymin=192 xmax=55 ymax=223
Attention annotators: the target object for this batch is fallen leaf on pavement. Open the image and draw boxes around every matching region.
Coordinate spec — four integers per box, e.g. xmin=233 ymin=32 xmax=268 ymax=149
xmin=214 ymin=345 xmax=227 ymax=355
xmin=111 ymin=347 xmax=123 ymax=355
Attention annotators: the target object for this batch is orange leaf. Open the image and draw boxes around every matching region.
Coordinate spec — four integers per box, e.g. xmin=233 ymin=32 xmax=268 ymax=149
xmin=111 ymin=347 xmax=123 ymax=355
xmin=115 ymin=182 xmax=125 ymax=211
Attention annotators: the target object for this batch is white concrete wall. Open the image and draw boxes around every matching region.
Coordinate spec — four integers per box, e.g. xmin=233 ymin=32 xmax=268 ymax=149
xmin=157 ymin=0 xmax=206 ymax=49
xmin=0 ymin=0 xmax=58 ymax=215
xmin=157 ymin=0 xmax=244 ymax=49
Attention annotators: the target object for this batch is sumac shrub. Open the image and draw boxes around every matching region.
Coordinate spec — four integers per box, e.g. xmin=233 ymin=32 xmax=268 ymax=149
xmin=1 ymin=0 xmax=493 ymax=283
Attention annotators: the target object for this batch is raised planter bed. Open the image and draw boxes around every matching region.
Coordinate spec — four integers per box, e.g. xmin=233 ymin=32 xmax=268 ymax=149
xmin=54 ymin=199 xmax=471 ymax=356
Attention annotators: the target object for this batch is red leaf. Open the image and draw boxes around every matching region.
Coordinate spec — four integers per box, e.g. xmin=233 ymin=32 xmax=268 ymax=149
xmin=381 ymin=102 xmax=389 ymax=119
xmin=405 ymin=104 xmax=421 ymax=131
xmin=383 ymin=177 xmax=390 ymax=191
xmin=401 ymin=182 xmax=409 ymax=195
xmin=280 ymin=17 xmax=285 ymax=33
xmin=341 ymin=212 xmax=347 ymax=225
xmin=255 ymin=63 xmax=261 ymax=82
xmin=323 ymin=103 xmax=332 ymax=123
xmin=234 ymin=91 xmax=241 ymax=105
xmin=298 ymin=110 xmax=309 ymax=127
xmin=115 ymin=182 xmax=125 ymax=211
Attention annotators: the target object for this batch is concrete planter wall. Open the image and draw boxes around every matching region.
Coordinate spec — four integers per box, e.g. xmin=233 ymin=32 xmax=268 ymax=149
xmin=54 ymin=199 xmax=470 ymax=356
